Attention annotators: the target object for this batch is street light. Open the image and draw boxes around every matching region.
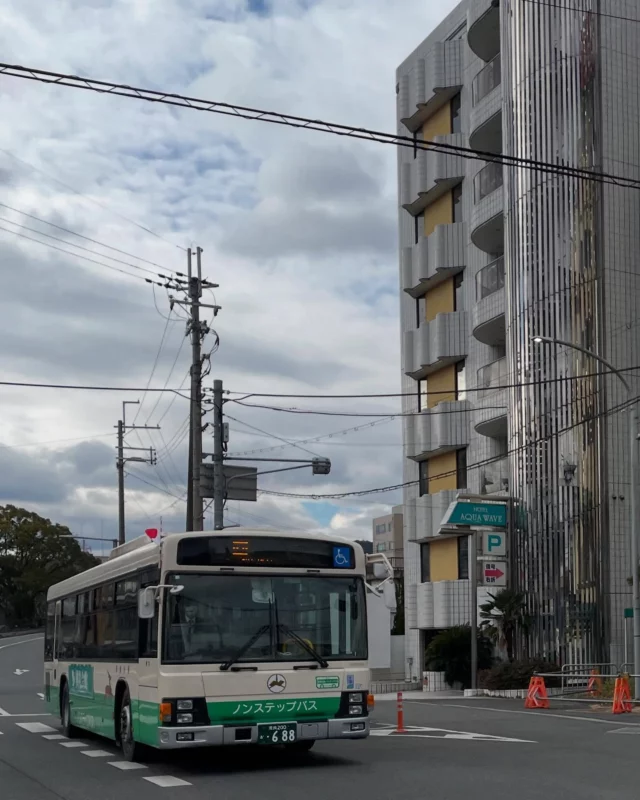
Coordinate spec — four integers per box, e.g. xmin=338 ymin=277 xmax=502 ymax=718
xmin=533 ymin=334 xmax=639 ymax=695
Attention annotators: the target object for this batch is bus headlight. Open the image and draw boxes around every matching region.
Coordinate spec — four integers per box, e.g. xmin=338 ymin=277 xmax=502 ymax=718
xmin=348 ymin=693 xmax=363 ymax=704
xmin=348 ymin=705 xmax=363 ymax=716
xmin=176 ymin=700 xmax=194 ymax=711
xmin=177 ymin=713 xmax=193 ymax=724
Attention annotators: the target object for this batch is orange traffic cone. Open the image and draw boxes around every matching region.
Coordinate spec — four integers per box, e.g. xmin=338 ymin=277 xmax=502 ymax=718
xmin=524 ymin=676 xmax=550 ymax=709
xmin=612 ymin=676 xmax=633 ymax=714
xmin=586 ymin=669 xmax=603 ymax=697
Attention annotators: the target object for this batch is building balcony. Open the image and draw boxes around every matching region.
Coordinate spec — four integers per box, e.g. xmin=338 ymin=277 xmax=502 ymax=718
xmin=472 ymin=286 xmax=505 ymax=346
xmin=479 ymin=456 xmax=510 ymax=496
xmin=398 ymin=39 xmax=464 ymax=132
xmin=469 ymin=58 xmax=502 ymax=154
xmin=405 ymin=401 xmax=470 ymax=461
xmin=403 ymin=311 xmax=468 ymax=380
xmin=408 ymin=490 xmax=459 ymax=545
xmin=476 ymin=255 xmax=504 ymax=301
xmin=401 ymin=222 xmax=466 ymax=297
xmin=401 ymin=134 xmax=466 ymax=217
xmin=468 ymin=0 xmax=500 ymax=62
xmin=417 ymin=580 xmax=470 ymax=629
xmin=474 ymin=357 xmax=508 ymax=438
xmin=471 ymin=161 xmax=504 ymax=254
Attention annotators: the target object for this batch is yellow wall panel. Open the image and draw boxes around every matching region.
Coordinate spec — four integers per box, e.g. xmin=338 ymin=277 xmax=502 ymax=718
xmin=428 ymin=451 xmax=457 ymax=494
xmin=422 ymin=102 xmax=451 ymax=141
xmin=425 ymin=277 xmax=454 ymax=322
xmin=424 ymin=191 xmax=453 ymax=238
xmin=427 ymin=364 xmax=456 ymax=408
xmin=429 ymin=537 xmax=459 ymax=581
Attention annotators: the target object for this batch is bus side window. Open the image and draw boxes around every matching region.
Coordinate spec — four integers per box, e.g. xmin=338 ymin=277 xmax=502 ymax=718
xmin=140 ymin=615 xmax=158 ymax=659
xmin=44 ymin=602 xmax=55 ymax=661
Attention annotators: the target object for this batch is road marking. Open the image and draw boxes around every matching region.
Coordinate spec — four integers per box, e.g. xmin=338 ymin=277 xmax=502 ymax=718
xmin=3 ymin=713 xmax=51 ymax=718
xmin=37 ymin=693 xmax=45 ymax=700
xmin=0 ymin=637 xmax=43 ymax=651
xmin=43 ymin=734 xmax=67 ymax=740
xmin=144 ymin=776 xmax=192 ymax=787
xmin=370 ymin=725 xmax=535 ymax=743
xmin=59 ymin=741 xmax=88 ymax=748
xmin=16 ymin=722 xmax=57 ymax=733
xmin=109 ymin=762 xmax=148 ymax=771
xmin=607 ymin=727 xmax=640 ymax=734
xmin=0 ymin=707 xmax=9 ymax=717
xmin=13 ymin=669 xmax=29 ymax=676
xmin=435 ymin=703 xmax=640 ymax=726
xmin=82 ymin=750 xmax=114 ymax=758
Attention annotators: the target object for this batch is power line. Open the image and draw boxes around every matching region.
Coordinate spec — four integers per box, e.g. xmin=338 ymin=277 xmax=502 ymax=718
xmin=224 ymin=365 xmax=640 ymax=402
xmin=0 ymin=222 xmax=173 ymax=288
xmin=0 ymin=202 xmax=178 ymax=275
xmin=132 ymin=313 xmax=173 ymax=424
xmin=125 ymin=470 xmax=184 ymax=500
xmin=0 ymin=378 xmax=191 ymax=396
xmin=0 ymin=146 xmax=186 ymax=253
xmin=260 ymin=393 xmax=639 ymax=499
xmin=223 ymin=412 xmax=322 ymax=459
xmin=1 ymin=62 xmax=639 ymax=191
xmin=0 ymin=432 xmax=113 ymax=450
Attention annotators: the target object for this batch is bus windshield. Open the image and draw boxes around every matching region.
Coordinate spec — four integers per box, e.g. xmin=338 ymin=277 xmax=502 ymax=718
xmin=162 ymin=574 xmax=367 ymax=665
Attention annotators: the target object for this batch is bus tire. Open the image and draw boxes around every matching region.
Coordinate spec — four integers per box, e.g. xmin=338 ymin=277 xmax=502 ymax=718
xmin=119 ymin=688 xmax=142 ymax=762
xmin=287 ymin=740 xmax=315 ymax=754
xmin=60 ymin=682 xmax=79 ymax=738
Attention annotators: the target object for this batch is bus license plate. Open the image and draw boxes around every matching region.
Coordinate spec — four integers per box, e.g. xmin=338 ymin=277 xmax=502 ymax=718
xmin=258 ymin=723 xmax=297 ymax=745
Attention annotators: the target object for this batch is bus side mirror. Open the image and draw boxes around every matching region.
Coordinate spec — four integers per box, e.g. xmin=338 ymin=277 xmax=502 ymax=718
xmin=138 ymin=587 xmax=156 ymax=619
xmin=382 ymin=581 xmax=397 ymax=612
xmin=373 ymin=563 xmax=387 ymax=579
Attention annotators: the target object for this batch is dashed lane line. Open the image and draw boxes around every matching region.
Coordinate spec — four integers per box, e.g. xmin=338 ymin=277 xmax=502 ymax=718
xmin=0 ymin=637 xmax=43 ymax=651
xmin=82 ymin=750 xmax=115 ymax=758
xmin=42 ymin=734 xmax=67 ymax=740
xmin=108 ymin=762 xmax=148 ymax=771
xmin=15 ymin=722 xmax=57 ymax=734
xmin=59 ymin=741 xmax=88 ymax=748
xmin=144 ymin=776 xmax=192 ymax=788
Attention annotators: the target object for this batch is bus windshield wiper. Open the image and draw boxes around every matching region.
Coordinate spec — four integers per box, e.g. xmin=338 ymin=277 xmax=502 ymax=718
xmin=277 ymin=623 xmax=329 ymax=668
xmin=219 ymin=624 xmax=270 ymax=671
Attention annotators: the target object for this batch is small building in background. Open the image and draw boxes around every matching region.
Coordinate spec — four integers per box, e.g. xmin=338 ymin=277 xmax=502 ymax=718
xmin=372 ymin=505 xmax=404 ymax=575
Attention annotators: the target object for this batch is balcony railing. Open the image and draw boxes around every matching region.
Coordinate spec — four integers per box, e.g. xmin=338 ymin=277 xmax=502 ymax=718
xmin=474 ymin=160 xmax=503 ymax=203
xmin=480 ymin=456 xmax=509 ymax=495
xmin=472 ymin=54 xmax=501 ymax=105
xmin=477 ymin=356 xmax=508 ymax=390
xmin=476 ymin=256 xmax=505 ymax=301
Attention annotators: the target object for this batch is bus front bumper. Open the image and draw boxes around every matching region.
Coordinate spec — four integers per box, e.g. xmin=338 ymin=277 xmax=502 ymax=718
xmin=157 ymin=717 xmax=370 ymax=748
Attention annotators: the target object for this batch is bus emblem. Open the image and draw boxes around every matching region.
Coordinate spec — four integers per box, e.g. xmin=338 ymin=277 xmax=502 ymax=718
xmin=267 ymin=674 xmax=286 ymax=693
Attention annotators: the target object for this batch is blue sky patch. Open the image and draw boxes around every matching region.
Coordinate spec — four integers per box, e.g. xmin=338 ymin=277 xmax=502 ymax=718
xmin=303 ymin=500 xmax=340 ymax=527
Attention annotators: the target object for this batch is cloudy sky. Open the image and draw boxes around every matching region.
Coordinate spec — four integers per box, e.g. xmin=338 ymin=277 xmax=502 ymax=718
xmin=0 ymin=0 xmax=457 ymax=552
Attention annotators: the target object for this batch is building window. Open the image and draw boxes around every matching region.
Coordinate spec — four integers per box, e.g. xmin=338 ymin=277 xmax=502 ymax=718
xmin=450 ymin=93 xmax=462 ymax=134
xmin=456 ymin=448 xmax=468 ymax=489
xmin=452 ymin=183 xmax=463 ymax=223
xmin=416 ymin=295 xmax=426 ymax=328
xmin=420 ymin=542 xmax=431 ymax=582
xmin=413 ymin=131 xmax=418 ymax=159
xmin=415 ymin=213 xmax=423 ymax=245
xmin=456 ymin=361 xmax=467 ymax=401
xmin=418 ymin=379 xmax=428 ymax=412
xmin=376 ymin=542 xmax=386 ymax=552
xmin=457 ymin=536 xmax=469 ymax=580
xmin=419 ymin=461 xmax=429 ymax=496
xmin=454 ymin=272 xmax=464 ymax=310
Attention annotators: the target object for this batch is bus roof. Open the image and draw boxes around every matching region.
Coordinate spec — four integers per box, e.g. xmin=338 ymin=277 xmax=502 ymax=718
xmin=47 ymin=528 xmax=366 ymax=601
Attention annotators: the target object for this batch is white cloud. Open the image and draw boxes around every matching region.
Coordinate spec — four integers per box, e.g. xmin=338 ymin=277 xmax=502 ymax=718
xmin=0 ymin=0 xmax=458 ymax=546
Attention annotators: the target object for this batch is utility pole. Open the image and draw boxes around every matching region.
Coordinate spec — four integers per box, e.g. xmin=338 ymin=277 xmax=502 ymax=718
xmin=213 ymin=378 xmax=225 ymax=530
xmin=116 ymin=400 xmax=159 ymax=546
xmin=171 ymin=248 xmax=220 ymax=532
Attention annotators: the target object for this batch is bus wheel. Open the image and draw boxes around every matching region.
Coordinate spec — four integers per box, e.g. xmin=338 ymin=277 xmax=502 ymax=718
xmin=286 ymin=740 xmax=315 ymax=754
xmin=60 ymin=682 xmax=79 ymax=738
xmin=119 ymin=689 xmax=141 ymax=762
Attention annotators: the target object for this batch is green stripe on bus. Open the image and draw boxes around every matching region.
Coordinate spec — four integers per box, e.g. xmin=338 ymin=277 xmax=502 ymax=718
xmin=207 ymin=696 xmax=340 ymax=724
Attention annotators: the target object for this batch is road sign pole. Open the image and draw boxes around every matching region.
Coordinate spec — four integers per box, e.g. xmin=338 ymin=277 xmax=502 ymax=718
xmin=470 ymin=532 xmax=477 ymax=692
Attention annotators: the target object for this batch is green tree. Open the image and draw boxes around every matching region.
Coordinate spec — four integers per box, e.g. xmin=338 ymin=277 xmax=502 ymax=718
xmin=425 ymin=625 xmax=493 ymax=689
xmin=480 ymin=588 xmax=530 ymax=662
xmin=0 ymin=505 xmax=100 ymax=627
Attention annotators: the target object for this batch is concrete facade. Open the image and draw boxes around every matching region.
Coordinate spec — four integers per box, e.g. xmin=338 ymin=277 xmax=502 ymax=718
xmin=396 ymin=0 xmax=640 ymax=675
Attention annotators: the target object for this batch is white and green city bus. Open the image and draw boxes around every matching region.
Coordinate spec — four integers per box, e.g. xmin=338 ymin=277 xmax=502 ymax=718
xmin=45 ymin=529 xmax=391 ymax=760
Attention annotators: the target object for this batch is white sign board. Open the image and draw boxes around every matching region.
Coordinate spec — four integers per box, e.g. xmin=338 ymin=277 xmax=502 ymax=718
xmin=482 ymin=530 xmax=506 ymax=557
xmin=482 ymin=561 xmax=507 ymax=586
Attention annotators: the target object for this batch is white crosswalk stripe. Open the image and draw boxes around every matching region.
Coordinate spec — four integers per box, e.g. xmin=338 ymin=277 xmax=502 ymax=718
xmin=82 ymin=749 xmax=114 ymax=758
xmin=108 ymin=762 xmax=148 ymax=771
xmin=15 ymin=722 xmax=57 ymax=734
xmin=59 ymin=741 xmax=88 ymax=748
xmin=43 ymin=734 xmax=67 ymax=740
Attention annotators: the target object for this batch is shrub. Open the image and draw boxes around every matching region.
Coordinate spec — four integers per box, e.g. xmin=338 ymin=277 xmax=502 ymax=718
xmin=479 ymin=659 xmax=561 ymax=690
xmin=425 ymin=625 xmax=493 ymax=689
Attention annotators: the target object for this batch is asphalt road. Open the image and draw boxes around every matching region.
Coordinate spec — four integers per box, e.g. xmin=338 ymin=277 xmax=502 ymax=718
xmin=1 ymin=634 xmax=639 ymax=799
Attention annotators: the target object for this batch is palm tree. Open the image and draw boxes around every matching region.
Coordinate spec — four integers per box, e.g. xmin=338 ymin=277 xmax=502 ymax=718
xmin=480 ymin=588 xmax=529 ymax=662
